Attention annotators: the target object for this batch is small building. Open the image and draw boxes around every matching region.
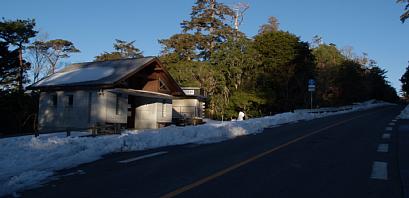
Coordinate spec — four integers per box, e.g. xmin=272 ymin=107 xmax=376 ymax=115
xmin=172 ymin=87 xmax=207 ymax=125
xmin=28 ymin=57 xmax=203 ymax=132
xmin=181 ymin=87 xmax=208 ymax=98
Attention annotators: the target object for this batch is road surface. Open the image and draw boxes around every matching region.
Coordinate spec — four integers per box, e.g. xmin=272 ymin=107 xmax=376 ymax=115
xmin=21 ymin=105 xmax=403 ymax=198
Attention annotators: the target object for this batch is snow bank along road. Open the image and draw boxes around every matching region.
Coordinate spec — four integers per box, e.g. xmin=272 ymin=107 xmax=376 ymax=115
xmin=0 ymin=100 xmax=387 ymax=196
xmin=20 ymin=105 xmax=404 ymax=197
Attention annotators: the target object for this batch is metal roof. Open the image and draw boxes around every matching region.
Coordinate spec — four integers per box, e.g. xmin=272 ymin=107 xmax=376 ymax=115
xmin=28 ymin=57 xmax=156 ymax=90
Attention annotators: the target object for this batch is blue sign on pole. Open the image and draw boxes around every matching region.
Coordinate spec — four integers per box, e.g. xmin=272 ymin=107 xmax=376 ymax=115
xmin=308 ymin=79 xmax=315 ymax=109
xmin=308 ymin=79 xmax=315 ymax=85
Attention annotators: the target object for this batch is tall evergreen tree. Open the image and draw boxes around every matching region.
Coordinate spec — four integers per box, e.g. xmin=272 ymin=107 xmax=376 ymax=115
xmin=254 ymin=31 xmax=315 ymax=112
xmin=397 ymin=0 xmax=409 ymax=22
xmin=312 ymin=44 xmax=345 ymax=68
xmin=401 ymin=64 xmax=409 ymax=98
xmin=27 ymin=40 xmax=48 ymax=83
xmin=334 ymin=60 xmax=366 ymax=104
xmin=211 ymin=36 xmax=260 ymax=91
xmin=365 ymin=62 xmax=398 ymax=102
xmin=159 ymin=34 xmax=197 ymax=61
xmin=258 ymin=16 xmax=280 ymax=34
xmin=95 ymin=39 xmax=143 ymax=61
xmin=37 ymin=39 xmax=80 ymax=74
xmin=0 ymin=42 xmax=20 ymax=94
xmin=312 ymin=43 xmax=345 ymax=106
xmin=210 ymin=36 xmax=263 ymax=118
xmin=0 ymin=18 xmax=37 ymax=92
xmin=161 ymin=0 xmax=236 ymax=60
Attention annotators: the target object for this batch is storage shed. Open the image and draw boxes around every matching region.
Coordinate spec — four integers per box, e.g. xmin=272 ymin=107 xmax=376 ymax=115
xmin=172 ymin=87 xmax=207 ymax=125
xmin=28 ymin=57 xmax=185 ymax=132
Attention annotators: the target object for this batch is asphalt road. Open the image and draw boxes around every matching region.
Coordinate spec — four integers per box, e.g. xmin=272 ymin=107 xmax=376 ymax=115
xmin=20 ymin=105 xmax=403 ymax=198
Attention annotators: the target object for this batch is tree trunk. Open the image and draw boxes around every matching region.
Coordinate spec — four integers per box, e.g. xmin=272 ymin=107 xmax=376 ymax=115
xmin=209 ymin=0 xmax=215 ymax=35
xmin=18 ymin=46 xmax=24 ymax=93
xmin=209 ymin=0 xmax=216 ymax=52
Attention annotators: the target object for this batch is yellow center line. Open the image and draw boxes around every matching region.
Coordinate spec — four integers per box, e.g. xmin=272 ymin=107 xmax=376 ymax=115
xmin=160 ymin=108 xmax=387 ymax=198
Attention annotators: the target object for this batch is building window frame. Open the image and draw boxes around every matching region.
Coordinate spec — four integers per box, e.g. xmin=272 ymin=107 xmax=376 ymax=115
xmin=116 ymin=93 xmax=122 ymax=115
xmin=65 ymin=94 xmax=74 ymax=108
xmin=159 ymin=78 xmax=169 ymax=91
xmin=50 ymin=94 xmax=58 ymax=107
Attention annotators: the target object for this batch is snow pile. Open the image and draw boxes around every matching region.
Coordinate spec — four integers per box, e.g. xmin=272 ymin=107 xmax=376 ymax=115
xmin=398 ymin=104 xmax=409 ymax=119
xmin=0 ymin=100 xmax=392 ymax=196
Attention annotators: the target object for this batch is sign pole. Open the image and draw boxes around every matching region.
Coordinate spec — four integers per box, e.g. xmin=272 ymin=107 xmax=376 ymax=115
xmin=308 ymin=79 xmax=316 ymax=109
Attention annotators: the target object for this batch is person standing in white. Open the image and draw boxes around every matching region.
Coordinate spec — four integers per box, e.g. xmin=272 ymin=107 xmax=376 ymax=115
xmin=237 ymin=111 xmax=245 ymax=121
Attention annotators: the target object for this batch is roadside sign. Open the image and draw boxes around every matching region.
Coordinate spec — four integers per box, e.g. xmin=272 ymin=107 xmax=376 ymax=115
xmin=308 ymin=79 xmax=316 ymax=109
xmin=308 ymin=84 xmax=315 ymax=92
xmin=308 ymin=79 xmax=315 ymax=85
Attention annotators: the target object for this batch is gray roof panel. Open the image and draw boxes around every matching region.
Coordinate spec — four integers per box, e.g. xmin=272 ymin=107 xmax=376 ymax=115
xmin=29 ymin=57 xmax=156 ymax=89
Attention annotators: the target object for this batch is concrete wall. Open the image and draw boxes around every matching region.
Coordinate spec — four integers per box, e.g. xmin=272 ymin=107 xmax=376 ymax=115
xmin=172 ymin=99 xmax=204 ymax=119
xmin=39 ymin=90 xmax=92 ymax=131
xmin=133 ymin=96 xmax=172 ymax=129
xmin=104 ymin=91 xmax=128 ymax=124
xmin=38 ymin=90 xmax=127 ymax=132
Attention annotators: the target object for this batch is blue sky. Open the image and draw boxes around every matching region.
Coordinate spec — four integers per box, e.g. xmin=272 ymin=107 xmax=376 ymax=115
xmin=3 ymin=0 xmax=409 ymax=92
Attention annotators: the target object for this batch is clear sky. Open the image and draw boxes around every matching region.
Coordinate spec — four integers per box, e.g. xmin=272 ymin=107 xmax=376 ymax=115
xmin=3 ymin=0 xmax=409 ymax=92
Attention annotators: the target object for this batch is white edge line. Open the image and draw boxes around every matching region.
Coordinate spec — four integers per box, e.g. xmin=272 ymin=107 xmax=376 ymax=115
xmin=382 ymin=133 xmax=391 ymax=139
xmin=118 ymin=151 xmax=168 ymax=163
xmin=377 ymin=144 xmax=389 ymax=153
xmin=370 ymin=161 xmax=388 ymax=180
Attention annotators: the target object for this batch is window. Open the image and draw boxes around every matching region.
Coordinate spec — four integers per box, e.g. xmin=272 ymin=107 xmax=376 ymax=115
xmin=51 ymin=94 xmax=57 ymax=107
xmin=116 ymin=93 xmax=122 ymax=115
xmin=159 ymin=78 xmax=169 ymax=91
xmin=65 ymin=94 xmax=73 ymax=107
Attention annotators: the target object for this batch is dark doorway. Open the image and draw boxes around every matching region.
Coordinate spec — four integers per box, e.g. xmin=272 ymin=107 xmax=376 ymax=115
xmin=127 ymin=95 xmax=136 ymax=128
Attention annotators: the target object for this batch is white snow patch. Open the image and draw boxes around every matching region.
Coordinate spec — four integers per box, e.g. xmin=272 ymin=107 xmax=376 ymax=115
xmin=0 ymin=100 xmax=392 ymax=196
xmin=36 ymin=67 xmax=115 ymax=86
xmin=1 ymin=170 xmax=53 ymax=196
xmin=398 ymin=104 xmax=409 ymax=119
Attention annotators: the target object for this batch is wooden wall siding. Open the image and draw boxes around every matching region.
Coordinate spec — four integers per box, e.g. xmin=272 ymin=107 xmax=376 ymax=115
xmin=143 ymin=78 xmax=159 ymax=92
xmin=123 ymin=64 xmax=154 ymax=90
xmin=122 ymin=62 xmax=178 ymax=95
xmin=156 ymin=71 xmax=179 ymax=95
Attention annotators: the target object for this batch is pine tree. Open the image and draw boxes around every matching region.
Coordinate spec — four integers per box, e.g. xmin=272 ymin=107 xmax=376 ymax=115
xmin=0 ymin=42 xmax=20 ymax=94
xmin=37 ymin=39 xmax=80 ymax=74
xmin=0 ymin=18 xmax=37 ymax=92
xmin=95 ymin=39 xmax=143 ymax=61
xmin=160 ymin=0 xmax=236 ymax=60
xmin=401 ymin=64 xmax=409 ymax=98
xmin=159 ymin=33 xmax=197 ymax=61
xmin=397 ymin=0 xmax=409 ymax=22
xmin=258 ymin=16 xmax=280 ymax=34
xmin=254 ymin=31 xmax=315 ymax=112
